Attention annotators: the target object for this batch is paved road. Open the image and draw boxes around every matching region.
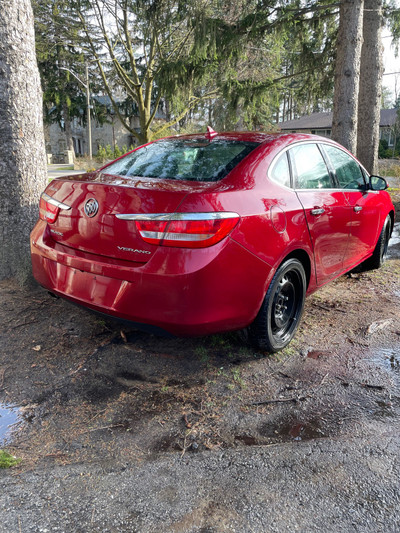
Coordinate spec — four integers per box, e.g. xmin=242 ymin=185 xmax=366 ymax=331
xmin=47 ymin=164 xmax=84 ymax=180
xmin=1 ymin=429 xmax=400 ymax=533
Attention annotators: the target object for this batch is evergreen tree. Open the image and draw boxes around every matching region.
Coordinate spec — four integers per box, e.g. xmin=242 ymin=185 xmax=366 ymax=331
xmin=33 ymin=0 xmax=87 ymax=154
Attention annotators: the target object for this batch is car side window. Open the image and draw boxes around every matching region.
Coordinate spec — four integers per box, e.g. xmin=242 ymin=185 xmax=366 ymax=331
xmin=270 ymin=152 xmax=291 ymax=188
xmin=290 ymin=144 xmax=332 ymax=189
xmin=323 ymin=145 xmax=365 ymax=190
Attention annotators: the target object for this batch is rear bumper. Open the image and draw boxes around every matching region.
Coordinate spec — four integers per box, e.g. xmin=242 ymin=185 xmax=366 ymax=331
xmin=31 ymin=221 xmax=272 ymax=336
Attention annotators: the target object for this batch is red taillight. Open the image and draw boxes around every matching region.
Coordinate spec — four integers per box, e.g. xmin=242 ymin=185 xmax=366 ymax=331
xmin=39 ymin=196 xmax=59 ymax=223
xmin=39 ymin=193 xmax=71 ymax=224
xmin=134 ymin=213 xmax=240 ymax=248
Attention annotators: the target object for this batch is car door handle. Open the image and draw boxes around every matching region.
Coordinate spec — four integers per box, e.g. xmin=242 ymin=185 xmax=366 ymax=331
xmin=310 ymin=208 xmax=325 ymax=216
xmin=354 ymin=205 xmax=362 ymax=212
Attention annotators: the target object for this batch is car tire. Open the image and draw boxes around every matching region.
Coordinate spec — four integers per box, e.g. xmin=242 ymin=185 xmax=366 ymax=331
xmin=363 ymin=215 xmax=391 ymax=271
xmin=249 ymin=258 xmax=306 ymax=353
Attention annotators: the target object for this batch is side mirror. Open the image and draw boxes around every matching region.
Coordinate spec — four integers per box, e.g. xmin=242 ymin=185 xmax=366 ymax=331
xmin=369 ymin=175 xmax=388 ymax=191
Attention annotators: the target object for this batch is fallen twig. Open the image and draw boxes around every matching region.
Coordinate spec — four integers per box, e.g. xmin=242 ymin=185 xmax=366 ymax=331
xmin=67 ymin=334 xmax=118 ymax=378
xmin=335 ymin=376 xmax=385 ymax=391
xmin=44 ymin=452 xmax=68 ymax=458
xmin=360 ymin=383 xmax=385 ymax=391
xmin=278 ymin=371 xmax=294 ymax=380
xmin=11 ymin=319 xmax=39 ymax=330
xmin=313 ymin=303 xmax=346 ymax=314
xmin=79 ymin=423 xmax=126 ymax=435
xmin=320 ymin=373 xmax=329 ymax=386
xmin=251 ymin=396 xmax=307 ymax=406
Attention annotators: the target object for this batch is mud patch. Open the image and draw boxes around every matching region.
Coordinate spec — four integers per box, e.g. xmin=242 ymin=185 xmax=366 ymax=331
xmin=152 ymin=434 xmax=182 ymax=452
xmin=234 ymin=435 xmax=259 ymax=446
xmin=307 ymin=350 xmax=333 ymax=360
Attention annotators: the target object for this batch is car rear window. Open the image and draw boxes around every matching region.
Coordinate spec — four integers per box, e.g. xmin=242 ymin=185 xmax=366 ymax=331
xmin=103 ymin=139 xmax=259 ymax=182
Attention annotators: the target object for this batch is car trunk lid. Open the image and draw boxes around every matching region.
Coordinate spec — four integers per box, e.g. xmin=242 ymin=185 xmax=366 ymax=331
xmin=42 ymin=172 xmax=211 ymax=262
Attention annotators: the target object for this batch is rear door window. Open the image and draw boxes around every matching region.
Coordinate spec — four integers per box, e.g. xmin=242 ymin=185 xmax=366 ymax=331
xmin=103 ymin=139 xmax=259 ymax=182
xmin=323 ymin=145 xmax=365 ymax=190
xmin=289 ymin=143 xmax=333 ymax=189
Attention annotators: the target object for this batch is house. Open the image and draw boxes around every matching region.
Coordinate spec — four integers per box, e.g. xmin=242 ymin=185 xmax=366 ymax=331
xmin=278 ymin=109 xmax=398 ymax=147
xmin=45 ymin=95 xmax=166 ymax=161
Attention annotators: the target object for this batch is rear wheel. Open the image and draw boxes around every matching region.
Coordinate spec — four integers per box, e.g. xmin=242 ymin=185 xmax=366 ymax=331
xmin=249 ymin=258 xmax=306 ymax=352
xmin=363 ymin=215 xmax=391 ymax=270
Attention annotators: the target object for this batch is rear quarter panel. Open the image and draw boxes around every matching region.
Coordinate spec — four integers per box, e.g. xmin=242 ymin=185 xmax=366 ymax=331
xmin=177 ymin=138 xmax=316 ymax=297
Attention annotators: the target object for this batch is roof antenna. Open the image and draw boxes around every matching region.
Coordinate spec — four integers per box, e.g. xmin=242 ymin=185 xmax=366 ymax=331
xmin=205 ymin=126 xmax=218 ymax=140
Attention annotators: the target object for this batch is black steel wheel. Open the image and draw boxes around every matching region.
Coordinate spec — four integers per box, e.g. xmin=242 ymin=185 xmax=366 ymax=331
xmin=249 ymin=258 xmax=306 ymax=352
xmin=363 ymin=215 xmax=392 ymax=270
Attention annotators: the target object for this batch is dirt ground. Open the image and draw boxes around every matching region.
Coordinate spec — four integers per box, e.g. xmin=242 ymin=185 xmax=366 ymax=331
xmin=0 ymin=188 xmax=400 ymax=532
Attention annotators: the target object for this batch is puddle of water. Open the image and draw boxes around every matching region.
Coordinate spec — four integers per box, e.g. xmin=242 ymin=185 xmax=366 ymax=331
xmin=370 ymin=347 xmax=400 ymax=375
xmin=388 ymin=223 xmax=400 ymax=257
xmin=0 ymin=404 xmax=20 ymax=445
xmin=259 ymin=416 xmax=326 ymax=442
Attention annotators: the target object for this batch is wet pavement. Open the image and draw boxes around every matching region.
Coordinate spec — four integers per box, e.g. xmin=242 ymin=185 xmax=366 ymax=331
xmin=389 ymin=222 xmax=400 ymax=257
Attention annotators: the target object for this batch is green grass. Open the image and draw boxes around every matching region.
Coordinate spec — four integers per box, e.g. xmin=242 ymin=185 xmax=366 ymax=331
xmin=0 ymin=450 xmax=21 ymax=469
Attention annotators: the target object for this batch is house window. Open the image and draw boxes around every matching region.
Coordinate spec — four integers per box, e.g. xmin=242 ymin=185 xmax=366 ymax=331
xmin=315 ymin=129 xmax=331 ymax=139
xmin=380 ymin=129 xmax=394 ymax=147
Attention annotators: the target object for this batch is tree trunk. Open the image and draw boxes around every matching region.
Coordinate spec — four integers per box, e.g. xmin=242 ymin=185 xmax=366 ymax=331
xmin=357 ymin=0 xmax=384 ymax=174
xmin=0 ymin=0 xmax=47 ymax=281
xmin=331 ymin=0 xmax=364 ymax=153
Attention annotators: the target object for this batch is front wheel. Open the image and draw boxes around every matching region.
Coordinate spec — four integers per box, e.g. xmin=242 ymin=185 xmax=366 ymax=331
xmin=363 ymin=215 xmax=392 ymax=271
xmin=249 ymin=258 xmax=306 ymax=353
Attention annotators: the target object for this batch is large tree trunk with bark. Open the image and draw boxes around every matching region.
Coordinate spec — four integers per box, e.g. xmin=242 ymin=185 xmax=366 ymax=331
xmin=0 ymin=0 xmax=47 ymax=281
xmin=357 ymin=0 xmax=384 ymax=174
xmin=331 ymin=0 xmax=364 ymax=153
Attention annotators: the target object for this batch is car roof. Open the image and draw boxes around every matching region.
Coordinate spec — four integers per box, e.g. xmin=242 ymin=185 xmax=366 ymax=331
xmin=162 ymin=131 xmax=331 ymax=146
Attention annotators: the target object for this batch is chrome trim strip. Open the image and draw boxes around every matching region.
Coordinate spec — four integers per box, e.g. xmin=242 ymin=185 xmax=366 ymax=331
xmin=42 ymin=192 xmax=71 ymax=210
xmin=140 ymin=231 xmax=213 ymax=241
xmin=116 ymin=212 xmax=239 ymax=221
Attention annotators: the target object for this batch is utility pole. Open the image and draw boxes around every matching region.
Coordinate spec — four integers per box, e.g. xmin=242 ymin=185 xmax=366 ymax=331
xmin=86 ymin=64 xmax=92 ymax=160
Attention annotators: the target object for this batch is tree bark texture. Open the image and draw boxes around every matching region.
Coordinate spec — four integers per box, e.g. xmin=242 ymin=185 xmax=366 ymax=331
xmin=357 ymin=0 xmax=384 ymax=174
xmin=0 ymin=0 xmax=47 ymax=281
xmin=332 ymin=0 xmax=364 ymax=153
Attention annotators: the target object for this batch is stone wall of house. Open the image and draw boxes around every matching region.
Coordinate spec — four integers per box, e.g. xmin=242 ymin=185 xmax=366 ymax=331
xmin=46 ymin=114 xmax=138 ymax=161
xmin=92 ymin=116 xmax=133 ymax=153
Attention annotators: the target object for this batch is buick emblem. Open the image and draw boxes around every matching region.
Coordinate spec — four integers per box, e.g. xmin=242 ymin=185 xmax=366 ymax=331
xmin=84 ymin=198 xmax=99 ymax=217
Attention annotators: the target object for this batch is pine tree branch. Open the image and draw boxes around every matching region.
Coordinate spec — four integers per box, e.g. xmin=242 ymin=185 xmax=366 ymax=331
xmin=151 ymin=90 xmax=219 ymax=138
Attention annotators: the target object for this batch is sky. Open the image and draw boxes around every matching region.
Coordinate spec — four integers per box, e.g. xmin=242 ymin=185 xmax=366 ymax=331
xmin=383 ymin=28 xmax=400 ymax=104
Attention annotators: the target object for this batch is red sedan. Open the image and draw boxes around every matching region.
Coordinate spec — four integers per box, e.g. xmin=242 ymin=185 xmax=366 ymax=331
xmin=31 ymin=131 xmax=395 ymax=351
